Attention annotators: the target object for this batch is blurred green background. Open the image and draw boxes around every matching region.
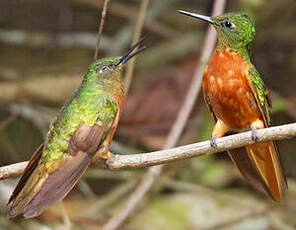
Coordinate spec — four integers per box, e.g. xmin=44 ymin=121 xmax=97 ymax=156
xmin=0 ymin=0 xmax=295 ymax=229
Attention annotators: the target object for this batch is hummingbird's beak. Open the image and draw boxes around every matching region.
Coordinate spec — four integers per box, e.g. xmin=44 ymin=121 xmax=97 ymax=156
xmin=178 ymin=10 xmax=214 ymax=24
xmin=116 ymin=37 xmax=147 ymax=67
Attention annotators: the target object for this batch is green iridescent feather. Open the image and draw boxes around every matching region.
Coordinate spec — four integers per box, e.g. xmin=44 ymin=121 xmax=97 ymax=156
xmin=247 ymin=64 xmax=271 ymax=125
xmin=42 ymin=56 xmax=123 ymax=161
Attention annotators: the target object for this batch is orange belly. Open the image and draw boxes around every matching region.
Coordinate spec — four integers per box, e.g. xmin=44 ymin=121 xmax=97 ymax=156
xmin=203 ymin=50 xmax=262 ymax=130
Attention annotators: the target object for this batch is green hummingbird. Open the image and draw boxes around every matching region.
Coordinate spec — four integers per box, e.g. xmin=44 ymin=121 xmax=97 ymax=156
xmin=7 ymin=39 xmax=146 ymax=218
xmin=178 ymin=10 xmax=287 ymax=200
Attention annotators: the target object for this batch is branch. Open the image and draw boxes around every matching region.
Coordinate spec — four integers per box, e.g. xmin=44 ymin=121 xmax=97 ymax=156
xmin=123 ymin=0 xmax=149 ymax=96
xmin=1 ymin=123 xmax=295 ymax=180
xmin=0 ymin=161 xmax=28 ymax=180
xmin=108 ymin=122 xmax=296 ymax=169
xmin=94 ymin=0 xmax=111 ymax=60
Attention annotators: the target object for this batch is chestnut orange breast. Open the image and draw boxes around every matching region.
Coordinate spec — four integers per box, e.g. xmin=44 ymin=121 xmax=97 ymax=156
xmin=203 ymin=50 xmax=262 ymax=130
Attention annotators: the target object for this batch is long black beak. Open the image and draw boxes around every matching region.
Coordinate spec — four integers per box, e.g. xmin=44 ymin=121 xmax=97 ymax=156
xmin=178 ymin=10 xmax=214 ymax=24
xmin=116 ymin=37 xmax=147 ymax=67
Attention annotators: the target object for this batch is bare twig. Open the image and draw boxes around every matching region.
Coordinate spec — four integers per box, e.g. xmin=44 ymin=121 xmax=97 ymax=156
xmin=124 ymin=0 xmax=150 ymax=96
xmin=108 ymin=122 xmax=296 ymax=169
xmin=94 ymin=0 xmax=111 ymax=60
xmin=102 ymin=1 xmax=226 ymax=229
xmin=0 ymin=161 xmax=28 ymax=180
xmin=1 ymin=123 xmax=295 ymax=179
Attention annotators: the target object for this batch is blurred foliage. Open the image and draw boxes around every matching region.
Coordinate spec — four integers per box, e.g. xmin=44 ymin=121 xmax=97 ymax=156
xmin=0 ymin=0 xmax=295 ymax=229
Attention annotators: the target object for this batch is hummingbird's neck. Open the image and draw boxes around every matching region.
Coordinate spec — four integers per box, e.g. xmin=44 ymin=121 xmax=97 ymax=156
xmin=216 ymin=37 xmax=250 ymax=62
xmin=82 ymin=74 xmax=124 ymax=97
xmin=95 ymin=77 xmax=124 ymax=96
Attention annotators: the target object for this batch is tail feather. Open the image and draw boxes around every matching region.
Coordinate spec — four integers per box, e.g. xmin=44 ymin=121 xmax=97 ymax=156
xmin=229 ymin=141 xmax=287 ymax=201
xmin=8 ymin=144 xmax=44 ymax=205
xmin=8 ymin=123 xmax=105 ymax=218
xmin=228 ymin=148 xmax=268 ymax=196
xmin=8 ymin=151 xmax=92 ymax=218
xmin=246 ymin=141 xmax=287 ymax=201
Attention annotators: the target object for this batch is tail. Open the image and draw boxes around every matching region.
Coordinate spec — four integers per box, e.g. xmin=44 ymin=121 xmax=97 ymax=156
xmin=228 ymin=141 xmax=287 ymax=201
xmin=8 ymin=150 xmax=92 ymax=218
xmin=8 ymin=123 xmax=105 ymax=218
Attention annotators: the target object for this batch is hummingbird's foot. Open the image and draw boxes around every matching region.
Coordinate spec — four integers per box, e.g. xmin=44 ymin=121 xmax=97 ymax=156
xmin=251 ymin=128 xmax=259 ymax=142
xmin=91 ymin=149 xmax=110 ymax=165
xmin=210 ymin=136 xmax=218 ymax=148
xmin=100 ymin=151 xmax=110 ymax=160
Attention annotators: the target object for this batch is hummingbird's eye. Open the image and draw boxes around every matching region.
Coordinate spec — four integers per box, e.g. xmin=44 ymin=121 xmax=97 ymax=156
xmin=98 ymin=65 xmax=111 ymax=73
xmin=223 ymin=21 xmax=235 ymax=29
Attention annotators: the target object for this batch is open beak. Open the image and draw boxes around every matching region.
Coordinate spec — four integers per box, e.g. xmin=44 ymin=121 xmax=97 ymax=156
xmin=116 ymin=37 xmax=147 ymax=66
xmin=178 ymin=10 xmax=214 ymax=24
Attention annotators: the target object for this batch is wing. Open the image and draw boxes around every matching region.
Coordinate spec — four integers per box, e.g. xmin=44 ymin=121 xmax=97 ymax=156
xmin=8 ymin=97 xmax=119 ymax=218
xmin=245 ymin=65 xmax=287 ymax=200
xmin=8 ymin=144 xmax=44 ymax=205
xmin=247 ymin=65 xmax=272 ymax=125
xmin=202 ymin=67 xmax=218 ymax=123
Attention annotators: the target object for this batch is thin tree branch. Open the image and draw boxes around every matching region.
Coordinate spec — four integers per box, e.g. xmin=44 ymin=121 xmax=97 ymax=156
xmin=102 ymin=1 xmax=226 ymax=229
xmin=0 ymin=161 xmax=28 ymax=180
xmin=108 ymin=122 xmax=296 ymax=169
xmin=123 ymin=0 xmax=149 ymax=96
xmin=1 ymin=123 xmax=295 ymax=178
xmin=94 ymin=0 xmax=111 ymax=60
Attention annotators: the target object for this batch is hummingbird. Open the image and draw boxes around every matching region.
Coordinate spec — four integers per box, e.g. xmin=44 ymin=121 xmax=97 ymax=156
xmin=178 ymin=10 xmax=287 ymax=201
xmin=7 ymin=39 xmax=147 ymax=218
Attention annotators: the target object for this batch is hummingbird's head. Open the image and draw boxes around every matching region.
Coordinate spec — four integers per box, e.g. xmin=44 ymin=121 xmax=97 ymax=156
xmin=88 ymin=37 xmax=147 ymax=82
xmin=178 ymin=10 xmax=255 ymax=50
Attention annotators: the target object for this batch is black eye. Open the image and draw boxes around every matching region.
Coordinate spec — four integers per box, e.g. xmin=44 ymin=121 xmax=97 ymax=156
xmin=223 ymin=21 xmax=235 ymax=29
xmin=97 ymin=65 xmax=112 ymax=73
xmin=101 ymin=66 xmax=110 ymax=71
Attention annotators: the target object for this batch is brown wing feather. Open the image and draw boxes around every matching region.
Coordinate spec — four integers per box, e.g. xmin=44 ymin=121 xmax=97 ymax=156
xmin=23 ymin=151 xmax=92 ymax=218
xmin=245 ymin=70 xmax=287 ymax=200
xmin=8 ymin=144 xmax=44 ymax=204
xmin=8 ymin=124 xmax=104 ymax=219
